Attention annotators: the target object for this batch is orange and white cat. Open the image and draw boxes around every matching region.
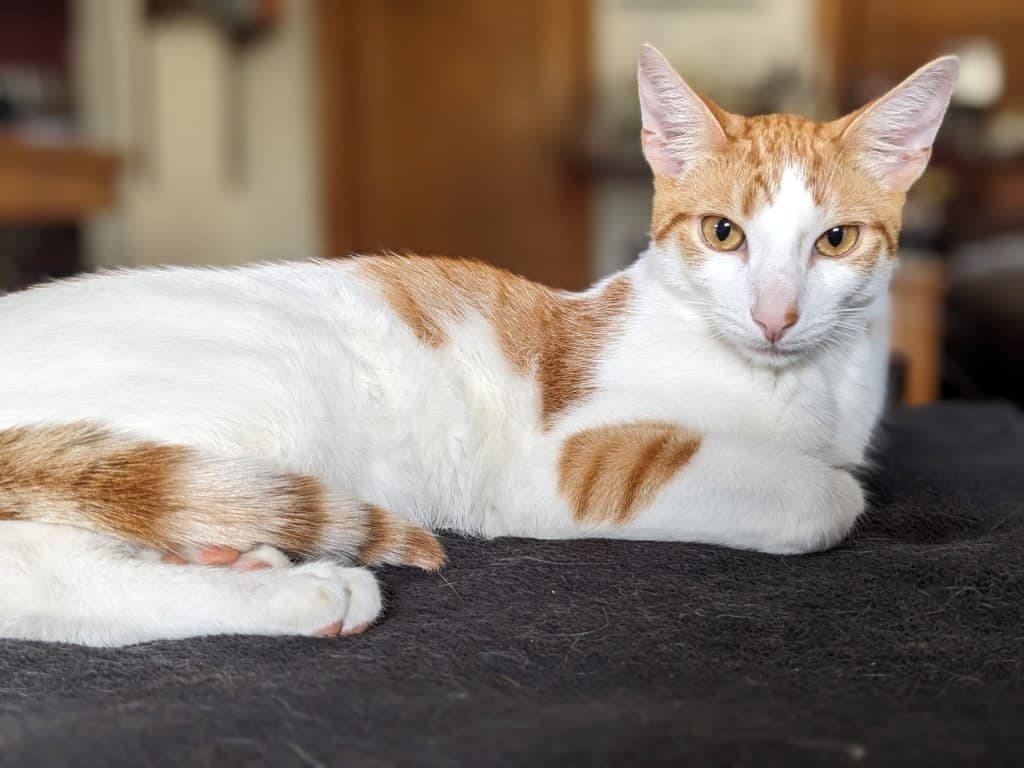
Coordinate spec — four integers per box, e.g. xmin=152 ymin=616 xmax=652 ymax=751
xmin=0 ymin=46 xmax=957 ymax=646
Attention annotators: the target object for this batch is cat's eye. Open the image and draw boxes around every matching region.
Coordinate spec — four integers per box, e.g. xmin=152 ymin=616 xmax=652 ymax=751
xmin=701 ymin=216 xmax=745 ymax=251
xmin=815 ymin=225 xmax=859 ymax=257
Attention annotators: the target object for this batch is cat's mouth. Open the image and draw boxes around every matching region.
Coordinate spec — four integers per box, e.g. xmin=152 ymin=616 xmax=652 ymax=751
xmin=742 ymin=340 xmax=808 ymax=367
xmin=711 ymin=316 xmax=818 ymax=367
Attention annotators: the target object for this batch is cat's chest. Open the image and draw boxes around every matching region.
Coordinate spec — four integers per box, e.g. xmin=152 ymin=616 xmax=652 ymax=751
xmin=586 ymin=325 xmax=855 ymax=453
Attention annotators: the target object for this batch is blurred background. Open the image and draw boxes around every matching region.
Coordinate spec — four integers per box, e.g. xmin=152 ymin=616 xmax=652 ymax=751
xmin=0 ymin=0 xmax=1021 ymax=406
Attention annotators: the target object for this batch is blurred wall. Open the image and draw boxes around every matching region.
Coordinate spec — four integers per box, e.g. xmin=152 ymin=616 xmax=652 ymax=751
xmin=73 ymin=0 xmax=322 ymax=268
xmin=594 ymin=0 xmax=818 ymax=101
xmin=590 ymin=0 xmax=822 ymax=277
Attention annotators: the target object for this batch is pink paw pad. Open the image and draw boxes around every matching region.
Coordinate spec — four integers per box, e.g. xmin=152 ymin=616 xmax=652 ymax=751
xmin=233 ymin=545 xmax=292 ymax=571
xmin=314 ymin=621 xmax=343 ymax=637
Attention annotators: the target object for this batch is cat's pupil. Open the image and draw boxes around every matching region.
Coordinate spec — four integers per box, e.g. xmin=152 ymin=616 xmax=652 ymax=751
xmin=715 ymin=219 xmax=731 ymax=242
xmin=827 ymin=227 xmax=844 ymax=247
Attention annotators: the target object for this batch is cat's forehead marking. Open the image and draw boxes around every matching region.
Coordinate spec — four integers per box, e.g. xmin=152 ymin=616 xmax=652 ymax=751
xmin=732 ymin=114 xmax=836 ymax=217
xmin=746 ymin=164 xmax=820 ymax=257
xmin=752 ymin=164 xmax=818 ymax=223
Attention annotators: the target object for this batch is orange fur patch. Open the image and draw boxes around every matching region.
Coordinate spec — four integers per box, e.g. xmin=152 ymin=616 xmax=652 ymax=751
xmin=0 ymin=422 xmax=445 ymax=570
xmin=650 ymin=107 xmax=904 ymax=272
xmin=275 ymin=474 xmax=329 ymax=554
xmin=0 ymin=423 xmax=187 ymax=549
xmin=357 ymin=503 xmax=446 ymax=571
xmin=361 ymin=255 xmax=632 ymax=427
xmin=558 ymin=421 xmax=701 ymax=524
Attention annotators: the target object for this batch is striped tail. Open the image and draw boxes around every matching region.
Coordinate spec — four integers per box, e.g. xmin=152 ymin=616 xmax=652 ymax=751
xmin=0 ymin=422 xmax=444 ymax=571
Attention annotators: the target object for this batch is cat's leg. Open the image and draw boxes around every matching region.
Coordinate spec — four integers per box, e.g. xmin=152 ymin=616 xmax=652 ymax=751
xmin=557 ymin=423 xmax=863 ymax=554
xmin=0 ymin=521 xmax=381 ymax=646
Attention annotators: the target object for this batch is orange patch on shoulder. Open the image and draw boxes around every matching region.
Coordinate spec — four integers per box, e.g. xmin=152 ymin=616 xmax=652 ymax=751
xmin=359 ymin=258 xmax=454 ymax=347
xmin=360 ymin=255 xmax=631 ymax=427
xmin=558 ymin=421 xmax=701 ymax=524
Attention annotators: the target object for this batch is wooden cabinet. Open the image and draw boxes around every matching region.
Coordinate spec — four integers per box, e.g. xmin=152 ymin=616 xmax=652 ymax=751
xmin=0 ymin=135 xmax=119 ymax=223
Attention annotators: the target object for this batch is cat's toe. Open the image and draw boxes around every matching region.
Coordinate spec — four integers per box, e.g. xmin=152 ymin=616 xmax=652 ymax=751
xmin=314 ymin=620 xmax=344 ymax=637
xmin=335 ymin=565 xmax=383 ymax=634
xmin=234 ymin=544 xmax=291 ymax=571
xmin=154 ymin=545 xmax=241 ymax=566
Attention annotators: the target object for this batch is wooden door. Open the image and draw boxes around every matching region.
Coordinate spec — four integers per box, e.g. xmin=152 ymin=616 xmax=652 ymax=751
xmin=317 ymin=0 xmax=591 ymax=288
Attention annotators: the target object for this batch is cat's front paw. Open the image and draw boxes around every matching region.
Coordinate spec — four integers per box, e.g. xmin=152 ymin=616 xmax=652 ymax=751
xmin=761 ymin=466 xmax=864 ymax=557
xmin=778 ymin=468 xmax=865 ymax=555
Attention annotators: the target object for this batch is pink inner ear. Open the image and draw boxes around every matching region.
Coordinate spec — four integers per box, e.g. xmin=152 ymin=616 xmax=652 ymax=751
xmin=876 ymin=147 xmax=932 ymax=193
xmin=843 ymin=57 xmax=958 ymax=193
xmin=899 ymin=101 xmax=948 ymax=150
xmin=636 ymin=45 xmax=727 ymax=178
xmin=637 ymin=67 xmax=687 ymax=177
xmin=641 ymin=127 xmax=685 ymax=177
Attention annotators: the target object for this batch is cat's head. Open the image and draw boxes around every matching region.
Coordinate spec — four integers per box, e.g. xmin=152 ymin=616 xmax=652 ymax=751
xmin=638 ymin=45 xmax=957 ymax=367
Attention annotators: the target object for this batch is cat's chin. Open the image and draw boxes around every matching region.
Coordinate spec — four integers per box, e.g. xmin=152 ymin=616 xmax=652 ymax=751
xmin=737 ymin=341 xmax=810 ymax=369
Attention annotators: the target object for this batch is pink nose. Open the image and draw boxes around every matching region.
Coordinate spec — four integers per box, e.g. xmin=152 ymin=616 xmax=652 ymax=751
xmin=751 ymin=304 xmax=799 ymax=344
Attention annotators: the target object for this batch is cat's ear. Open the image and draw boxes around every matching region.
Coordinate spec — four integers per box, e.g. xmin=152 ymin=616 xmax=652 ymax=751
xmin=840 ymin=56 xmax=959 ymax=193
xmin=637 ymin=44 xmax=727 ymax=177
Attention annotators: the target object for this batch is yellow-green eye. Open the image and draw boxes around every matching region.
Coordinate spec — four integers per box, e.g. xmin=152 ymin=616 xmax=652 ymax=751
xmin=701 ymin=216 xmax=745 ymax=251
xmin=815 ymin=225 xmax=859 ymax=257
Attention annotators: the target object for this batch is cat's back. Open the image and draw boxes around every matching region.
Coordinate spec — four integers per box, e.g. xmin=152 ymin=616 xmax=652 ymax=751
xmin=0 ymin=259 xmax=364 ymax=340
xmin=0 ymin=259 xmax=422 ymax=443
xmin=0 ymin=260 xmax=361 ymax=385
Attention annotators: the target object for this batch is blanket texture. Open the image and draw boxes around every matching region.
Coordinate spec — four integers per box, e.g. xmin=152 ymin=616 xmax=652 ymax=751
xmin=1 ymin=402 xmax=1021 ymax=767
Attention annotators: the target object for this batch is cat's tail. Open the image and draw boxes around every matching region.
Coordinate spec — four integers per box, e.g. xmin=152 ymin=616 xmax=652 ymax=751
xmin=0 ymin=422 xmax=445 ymax=571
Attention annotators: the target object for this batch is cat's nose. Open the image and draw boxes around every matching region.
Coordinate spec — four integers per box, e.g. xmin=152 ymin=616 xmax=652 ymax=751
xmin=751 ymin=303 xmax=799 ymax=344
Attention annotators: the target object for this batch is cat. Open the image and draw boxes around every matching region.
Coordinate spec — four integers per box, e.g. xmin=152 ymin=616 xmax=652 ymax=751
xmin=0 ymin=46 xmax=957 ymax=646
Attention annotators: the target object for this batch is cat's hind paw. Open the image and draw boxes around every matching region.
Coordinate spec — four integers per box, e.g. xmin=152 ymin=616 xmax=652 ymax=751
xmin=257 ymin=562 xmax=383 ymax=637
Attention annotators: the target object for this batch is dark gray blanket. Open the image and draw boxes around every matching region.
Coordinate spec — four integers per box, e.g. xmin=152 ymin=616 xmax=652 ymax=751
xmin=1 ymin=403 xmax=1021 ymax=767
